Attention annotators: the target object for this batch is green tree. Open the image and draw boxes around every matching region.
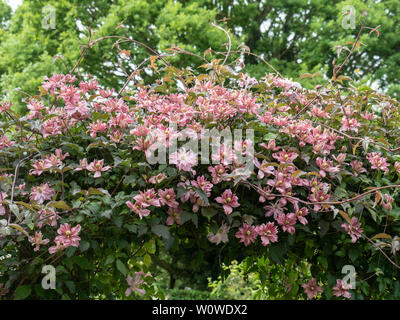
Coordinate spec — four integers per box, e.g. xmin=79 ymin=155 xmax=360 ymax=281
xmin=0 ymin=0 xmax=10 ymax=27
xmin=202 ymin=0 xmax=400 ymax=95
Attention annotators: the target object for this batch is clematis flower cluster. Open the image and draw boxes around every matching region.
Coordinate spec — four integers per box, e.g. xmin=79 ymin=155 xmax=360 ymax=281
xmin=48 ymin=223 xmax=81 ymax=254
xmin=1 ymin=64 xmax=399 ymax=301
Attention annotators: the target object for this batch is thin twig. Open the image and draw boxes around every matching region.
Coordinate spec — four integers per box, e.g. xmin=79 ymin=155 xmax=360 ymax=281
xmin=211 ymin=22 xmax=231 ymax=66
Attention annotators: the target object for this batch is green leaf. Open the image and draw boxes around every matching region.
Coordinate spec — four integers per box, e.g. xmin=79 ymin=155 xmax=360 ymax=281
xmin=87 ymin=141 xmax=105 ymax=151
xmin=65 ymin=281 xmax=75 ymax=293
xmin=201 ymin=207 xmax=215 ymax=219
xmin=65 ymin=246 xmax=77 ymax=257
xmin=151 ymin=224 xmax=170 ymax=239
xmin=48 ymin=201 xmax=71 ymax=211
xmin=14 ymin=285 xmax=32 ymax=300
xmin=104 ymin=254 xmax=115 ymax=266
xmin=181 ymin=211 xmax=192 ymax=224
xmin=194 ymin=188 xmax=209 ymax=206
xmin=263 ymin=132 xmax=278 ymax=140
xmin=79 ymin=240 xmax=90 ymax=252
xmin=269 ymin=245 xmax=283 ymax=264
xmin=72 ymin=256 xmax=92 ymax=270
xmin=176 ymin=186 xmax=187 ymax=199
xmin=125 ymin=224 xmax=137 ymax=233
xmin=88 ymin=187 xmax=107 ymax=196
xmin=371 ymin=233 xmax=392 ymax=240
xmin=192 ymin=214 xmax=198 ymax=228
xmin=9 ymin=204 xmax=22 ymax=220
xmin=124 ymin=175 xmax=136 ymax=186
xmin=116 ymin=259 xmax=128 ymax=276
xmin=143 ymin=254 xmax=151 ymax=267
xmin=348 ymin=248 xmax=360 ymax=262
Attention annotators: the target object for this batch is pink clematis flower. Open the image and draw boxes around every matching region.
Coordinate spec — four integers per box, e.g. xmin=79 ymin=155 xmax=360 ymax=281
xmin=276 ymin=213 xmax=297 ymax=234
xmin=308 ymin=188 xmax=330 ymax=212
xmin=394 ymin=162 xmax=400 ymax=174
xmin=191 ymin=175 xmax=213 ymax=196
xmin=48 ymin=239 xmax=67 ymax=254
xmin=169 ymin=147 xmax=197 ymax=175
xmin=208 ymin=223 xmax=230 ymax=245
xmin=30 ymin=183 xmax=56 ymax=204
xmin=158 ymin=188 xmax=179 ymax=208
xmin=125 ymin=272 xmax=152 ymax=296
xmin=0 ymin=192 xmax=7 ymax=215
xmin=0 ymin=101 xmax=12 ymax=112
xmin=166 ymin=207 xmax=182 ymax=226
xmin=134 ymin=189 xmax=160 ymax=207
xmin=54 ymin=223 xmax=81 ymax=247
xmin=366 ymin=152 xmax=389 ymax=174
xmin=340 ymin=117 xmax=361 ymax=132
xmin=267 ymin=172 xmax=291 ymax=194
xmin=350 ymin=160 xmax=367 ymax=177
xmin=361 ymin=111 xmax=374 ymax=120
xmin=41 ymin=117 xmax=63 ymax=138
xmin=235 ymin=223 xmax=257 ymax=246
xmin=255 ymin=222 xmax=278 ymax=246
xmin=37 ymin=209 xmax=61 ymax=228
xmin=28 ymin=232 xmax=50 ymax=252
xmin=332 ymin=279 xmax=352 ymax=299
xmin=341 ymin=217 xmax=363 ymax=243
xmin=316 ymin=157 xmax=340 ymax=177
xmin=310 ymin=106 xmax=329 ymax=118
xmin=126 ymin=200 xmax=151 ymax=219
xmin=86 ymin=159 xmax=112 ymax=178
xmin=215 ymin=189 xmax=240 ymax=215
xmin=131 ymin=125 xmax=150 ymax=137
xmin=272 ymin=150 xmax=298 ymax=164
xmin=89 ymin=120 xmax=108 ymax=138
xmin=258 ymin=186 xmax=275 ymax=203
xmin=382 ymin=194 xmax=393 ymax=211
xmin=254 ymin=158 xmax=274 ymax=179
xmin=264 ymin=201 xmax=286 ymax=219
xmin=260 ymin=139 xmax=280 ymax=151
xmin=294 ymin=203 xmax=309 ymax=225
xmin=148 ymin=173 xmax=167 ymax=184
xmin=30 ymin=160 xmax=49 ymax=176
xmin=208 ymin=165 xmax=227 ymax=184
xmin=75 ymin=158 xmax=89 ymax=171
xmin=0 ymin=135 xmax=15 ymax=149
xmin=302 ymin=278 xmax=323 ymax=299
